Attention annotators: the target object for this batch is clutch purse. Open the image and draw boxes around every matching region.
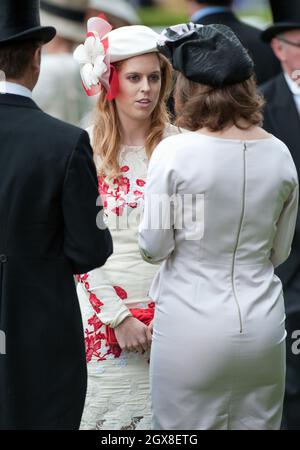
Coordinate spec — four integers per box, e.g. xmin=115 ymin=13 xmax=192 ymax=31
xmin=105 ymin=306 xmax=155 ymax=348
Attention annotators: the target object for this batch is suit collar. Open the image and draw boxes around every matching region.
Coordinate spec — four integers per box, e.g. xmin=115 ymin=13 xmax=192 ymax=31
xmin=0 ymin=93 xmax=40 ymax=110
xmin=269 ymin=73 xmax=300 ymax=163
xmin=0 ymin=81 xmax=32 ymax=99
xmin=272 ymin=73 xmax=295 ymax=108
xmin=191 ymin=6 xmax=232 ymax=22
xmin=194 ymin=10 xmax=237 ymax=24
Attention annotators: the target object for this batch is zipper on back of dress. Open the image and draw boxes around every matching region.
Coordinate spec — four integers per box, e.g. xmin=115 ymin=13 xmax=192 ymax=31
xmin=231 ymin=142 xmax=247 ymax=334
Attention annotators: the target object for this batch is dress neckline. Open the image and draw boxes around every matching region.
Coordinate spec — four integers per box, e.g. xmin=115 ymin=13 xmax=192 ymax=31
xmin=195 ymin=132 xmax=275 ymax=143
xmin=122 ymin=144 xmax=144 ymax=149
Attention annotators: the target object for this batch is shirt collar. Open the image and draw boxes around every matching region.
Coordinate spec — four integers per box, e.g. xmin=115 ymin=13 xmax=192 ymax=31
xmin=191 ymin=6 xmax=232 ymax=22
xmin=0 ymin=81 xmax=32 ymax=98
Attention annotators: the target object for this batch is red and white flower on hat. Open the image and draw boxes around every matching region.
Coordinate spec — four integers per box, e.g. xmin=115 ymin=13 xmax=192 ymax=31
xmin=73 ymin=17 xmax=112 ymax=96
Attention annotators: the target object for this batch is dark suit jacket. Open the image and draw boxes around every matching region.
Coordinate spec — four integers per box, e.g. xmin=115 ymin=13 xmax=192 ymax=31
xmin=261 ymin=74 xmax=300 ymax=289
xmin=194 ymin=11 xmax=281 ymax=85
xmin=0 ymin=94 xmax=113 ymax=430
xmin=261 ymin=73 xmax=300 ymax=429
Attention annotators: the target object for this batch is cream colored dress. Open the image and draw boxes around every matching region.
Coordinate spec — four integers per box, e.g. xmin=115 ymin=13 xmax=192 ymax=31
xmin=77 ymin=124 xmax=183 ymax=430
xmin=139 ymin=133 xmax=299 ymax=430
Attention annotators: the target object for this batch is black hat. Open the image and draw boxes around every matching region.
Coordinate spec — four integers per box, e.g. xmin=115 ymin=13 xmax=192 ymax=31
xmin=261 ymin=0 xmax=300 ymax=43
xmin=157 ymin=23 xmax=254 ymax=87
xmin=0 ymin=0 xmax=56 ymax=45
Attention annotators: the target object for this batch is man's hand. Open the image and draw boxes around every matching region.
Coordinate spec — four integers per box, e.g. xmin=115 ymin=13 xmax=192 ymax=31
xmin=114 ymin=316 xmax=152 ymax=354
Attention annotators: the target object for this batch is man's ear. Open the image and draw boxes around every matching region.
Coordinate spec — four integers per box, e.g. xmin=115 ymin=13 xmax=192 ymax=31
xmin=32 ymin=46 xmax=42 ymax=76
xmin=270 ymin=37 xmax=286 ymax=63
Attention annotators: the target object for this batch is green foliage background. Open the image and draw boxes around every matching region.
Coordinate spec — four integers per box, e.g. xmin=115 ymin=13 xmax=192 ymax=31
xmin=138 ymin=6 xmax=272 ymax=27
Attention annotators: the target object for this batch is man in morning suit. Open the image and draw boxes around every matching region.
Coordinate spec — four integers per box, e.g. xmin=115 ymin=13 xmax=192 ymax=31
xmin=260 ymin=0 xmax=300 ymax=431
xmin=186 ymin=0 xmax=280 ymax=85
xmin=0 ymin=0 xmax=113 ymax=430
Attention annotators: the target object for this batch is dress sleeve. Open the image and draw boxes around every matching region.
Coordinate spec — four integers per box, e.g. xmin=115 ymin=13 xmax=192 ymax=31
xmin=138 ymin=140 xmax=178 ymax=264
xmin=77 ymin=129 xmax=133 ymax=329
xmin=270 ymin=183 xmax=299 ymax=268
xmin=77 ymin=268 xmax=132 ymax=328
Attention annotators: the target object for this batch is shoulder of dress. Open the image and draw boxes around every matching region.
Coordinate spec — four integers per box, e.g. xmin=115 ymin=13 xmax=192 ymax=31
xmin=163 ymin=123 xmax=180 ymax=138
xmin=163 ymin=123 xmax=191 ymax=138
xmin=85 ymin=125 xmax=94 ymax=143
xmin=84 ymin=125 xmax=104 ymax=171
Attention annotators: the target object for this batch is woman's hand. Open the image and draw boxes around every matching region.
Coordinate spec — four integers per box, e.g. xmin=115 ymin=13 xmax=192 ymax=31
xmin=114 ymin=316 xmax=152 ymax=354
xmin=148 ymin=320 xmax=153 ymax=335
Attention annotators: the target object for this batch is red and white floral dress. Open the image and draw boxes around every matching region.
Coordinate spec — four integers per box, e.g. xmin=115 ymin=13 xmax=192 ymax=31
xmin=77 ymin=124 xmax=182 ymax=430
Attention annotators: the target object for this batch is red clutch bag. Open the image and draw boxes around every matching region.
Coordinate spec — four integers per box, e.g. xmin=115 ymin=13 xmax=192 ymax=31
xmin=105 ymin=307 xmax=155 ymax=347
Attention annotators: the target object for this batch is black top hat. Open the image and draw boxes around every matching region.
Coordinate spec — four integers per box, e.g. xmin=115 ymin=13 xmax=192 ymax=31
xmin=158 ymin=23 xmax=254 ymax=87
xmin=262 ymin=0 xmax=300 ymax=42
xmin=0 ymin=0 xmax=56 ymax=45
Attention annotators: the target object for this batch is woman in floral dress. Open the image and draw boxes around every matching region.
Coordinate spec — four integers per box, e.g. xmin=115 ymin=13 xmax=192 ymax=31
xmin=73 ymin=18 xmax=182 ymax=429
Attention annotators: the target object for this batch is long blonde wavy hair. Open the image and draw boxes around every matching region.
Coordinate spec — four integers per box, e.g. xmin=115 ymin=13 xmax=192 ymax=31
xmin=92 ymin=53 xmax=173 ymax=179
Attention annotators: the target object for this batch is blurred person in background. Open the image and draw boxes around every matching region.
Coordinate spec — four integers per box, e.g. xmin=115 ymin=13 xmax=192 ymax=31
xmin=186 ymin=0 xmax=280 ymax=85
xmin=129 ymin=0 xmax=155 ymax=6
xmin=33 ymin=0 xmax=90 ymax=125
xmin=87 ymin=0 xmax=140 ymax=27
xmin=261 ymin=0 xmax=300 ymax=431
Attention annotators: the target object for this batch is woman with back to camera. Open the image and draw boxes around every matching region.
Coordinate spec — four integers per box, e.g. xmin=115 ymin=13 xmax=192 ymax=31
xmin=73 ymin=17 xmax=182 ymax=429
xmin=139 ymin=23 xmax=299 ymax=430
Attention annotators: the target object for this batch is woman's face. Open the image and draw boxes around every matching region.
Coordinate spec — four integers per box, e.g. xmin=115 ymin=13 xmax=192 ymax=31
xmin=115 ymin=53 xmax=162 ymax=123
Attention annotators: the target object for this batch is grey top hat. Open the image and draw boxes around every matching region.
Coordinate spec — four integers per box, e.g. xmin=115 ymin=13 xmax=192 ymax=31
xmin=40 ymin=0 xmax=88 ymax=43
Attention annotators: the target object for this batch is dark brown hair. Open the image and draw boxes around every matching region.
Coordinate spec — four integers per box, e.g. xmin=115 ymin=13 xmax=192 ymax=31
xmin=0 ymin=40 xmax=41 ymax=79
xmin=174 ymin=72 xmax=264 ymax=131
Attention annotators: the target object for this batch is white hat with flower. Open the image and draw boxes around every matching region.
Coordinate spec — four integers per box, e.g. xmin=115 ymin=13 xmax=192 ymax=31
xmin=73 ymin=17 xmax=160 ymax=99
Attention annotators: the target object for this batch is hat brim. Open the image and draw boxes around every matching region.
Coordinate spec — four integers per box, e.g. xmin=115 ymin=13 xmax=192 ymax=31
xmin=40 ymin=10 xmax=85 ymax=43
xmin=0 ymin=26 xmax=56 ymax=45
xmin=261 ymin=23 xmax=300 ymax=43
